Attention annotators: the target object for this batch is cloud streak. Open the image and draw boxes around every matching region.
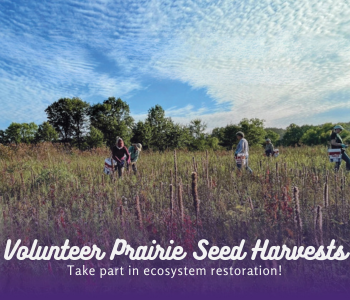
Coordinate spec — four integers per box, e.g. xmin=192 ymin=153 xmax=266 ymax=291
xmin=0 ymin=0 xmax=350 ymax=130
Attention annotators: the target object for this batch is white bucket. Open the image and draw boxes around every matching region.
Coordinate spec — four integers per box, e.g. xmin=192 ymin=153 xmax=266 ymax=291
xmin=235 ymin=153 xmax=246 ymax=165
xmin=273 ymin=149 xmax=279 ymax=157
xmin=104 ymin=158 xmax=116 ymax=175
xmin=328 ymin=149 xmax=342 ymax=163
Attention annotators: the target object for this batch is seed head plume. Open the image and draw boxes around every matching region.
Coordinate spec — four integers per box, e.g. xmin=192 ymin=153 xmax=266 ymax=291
xmin=178 ymin=183 xmax=184 ymax=224
xmin=192 ymin=172 xmax=200 ymax=220
xmin=293 ymin=186 xmax=302 ymax=246
xmin=135 ymin=194 xmax=142 ymax=229
xmin=314 ymin=205 xmax=323 ymax=247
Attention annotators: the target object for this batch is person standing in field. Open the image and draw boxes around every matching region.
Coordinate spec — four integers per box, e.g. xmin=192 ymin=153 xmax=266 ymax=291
xmin=234 ymin=131 xmax=253 ymax=173
xmin=127 ymin=143 xmax=142 ymax=175
xmin=111 ymin=137 xmax=130 ymax=178
xmin=265 ymin=138 xmax=274 ymax=157
xmin=330 ymin=125 xmax=350 ymax=171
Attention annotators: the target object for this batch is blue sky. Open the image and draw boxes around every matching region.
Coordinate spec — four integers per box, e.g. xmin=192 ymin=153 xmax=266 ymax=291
xmin=1 ymin=0 xmax=350 ymax=131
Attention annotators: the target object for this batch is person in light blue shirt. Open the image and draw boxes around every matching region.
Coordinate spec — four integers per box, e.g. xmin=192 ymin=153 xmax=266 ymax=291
xmin=127 ymin=143 xmax=142 ymax=175
xmin=234 ymin=131 xmax=253 ymax=173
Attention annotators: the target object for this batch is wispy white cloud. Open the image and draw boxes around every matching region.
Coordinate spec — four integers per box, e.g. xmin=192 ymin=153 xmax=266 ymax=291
xmin=1 ymin=0 xmax=350 ymax=130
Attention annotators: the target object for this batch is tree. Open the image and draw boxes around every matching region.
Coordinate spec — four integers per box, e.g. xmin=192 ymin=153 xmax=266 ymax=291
xmin=89 ymin=97 xmax=134 ymax=146
xmin=0 ymin=122 xmax=38 ymax=144
xmin=300 ymin=123 xmax=349 ymax=146
xmin=265 ymin=129 xmax=280 ymax=146
xmin=211 ymin=127 xmax=225 ymax=144
xmin=45 ymin=97 xmax=90 ymax=148
xmin=238 ymin=118 xmax=266 ymax=146
xmin=206 ymin=136 xmax=220 ymax=150
xmin=85 ymin=126 xmax=104 ymax=149
xmin=131 ymin=121 xmax=152 ymax=149
xmin=0 ymin=130 xmax=6 ymax=144
xmin=282 ymin=124 xmax=313 ymax=146
xmin=265 ymin=127 xmax=286 ymax=139
xmin=35 ymin=122 xmax=59 ymax=143
xmin=188 ymin=119 xmax=209 ymax=151
xmin=19 ymin=122 xmax=38 ymax=143
xmin=166 ymin=123 xmax=191 ymax=150
xmin=222 ymin=124 xmax=241 ymax=149
xmin=4 ymin=123 xmax=22 ymax=144
xmin=145 ymin=105 xmax=174 ymax=151
xmin=189 ymin=119 xmax=207 ymax=139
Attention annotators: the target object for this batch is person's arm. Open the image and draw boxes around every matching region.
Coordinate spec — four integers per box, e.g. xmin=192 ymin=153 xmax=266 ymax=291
xmin=111 ymin=147 xmax=122 ymax=162
xmin=234 ymin=141 xmax=241 ymax=156
xmin=241 ymin=139 xmax=247 ymax=154
xmin=331 ymin=139 xmax=342 ymax=147
xmin=124 ymin=147 xmax=131 ymax=163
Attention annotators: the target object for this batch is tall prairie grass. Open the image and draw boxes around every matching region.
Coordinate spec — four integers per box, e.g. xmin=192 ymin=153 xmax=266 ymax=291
xmin=0 ymin=143 xmax=349 ymax=283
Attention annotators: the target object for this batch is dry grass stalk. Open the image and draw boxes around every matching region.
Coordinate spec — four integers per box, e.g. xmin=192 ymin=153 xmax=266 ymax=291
xmin=192 ymin=172 xmax=200 ymax=220
xmin=314 ymin=205 xmax=323 ymax=247
xmin=247 ymin=197 xmax=254 ymax=216
xmin=293 ymin=186 xmax=302 ymax=246
xmin=323 ymin=182 xmax=329 ymax=208
xmin=206 ymin=150 xmax=209 ymax=182
xmin=119 ymin=201 xmax=125 ymax=227
xmin=174 ymin=150 xmax=177 ymax=197
xmin=192 ymin=157 xmax=197 ymax=173
xmin=282 ymin=187 xmax=288 ymax=202
xmin=169 ymin=184 xmax=174 ymax=219
xmin=178 ymin=183 xmax=184 ymax=223
xmin=135 ymin=194 xmax=142 ymax=229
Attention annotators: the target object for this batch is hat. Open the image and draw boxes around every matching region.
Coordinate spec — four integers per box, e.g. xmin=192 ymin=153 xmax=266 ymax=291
xmin=266 ymin=138 xmax=271 ymax=142
xmin=236 ymin=131 xmax=244 ymax=138
xmin=334 ymin=125 xmax=344 ymax=131
xmin=134 ymin=143 xmax=142 ymax=151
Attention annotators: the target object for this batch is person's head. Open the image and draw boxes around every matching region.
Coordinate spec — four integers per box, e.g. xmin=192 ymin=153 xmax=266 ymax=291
xmin=334 ymin=125 xmax=344 ymax=134
xmin=266 ymin=138 xmax=271 ymax=144
xmin=236 ymin=131 xmax=244 ymax=140
xmin=116 ymin=137 xmax=124 ymax=149
xmin=135 ymin=143 xmax=142 ymax=152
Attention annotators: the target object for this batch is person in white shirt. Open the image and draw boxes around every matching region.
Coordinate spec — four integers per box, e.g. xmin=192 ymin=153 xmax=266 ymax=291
xmin=234 ymin=131 xmax=253 ymax=173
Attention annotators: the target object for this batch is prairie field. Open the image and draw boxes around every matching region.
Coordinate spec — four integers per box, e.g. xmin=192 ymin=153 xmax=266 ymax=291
xmin=0 ymin=143 xmax=350 ymax=291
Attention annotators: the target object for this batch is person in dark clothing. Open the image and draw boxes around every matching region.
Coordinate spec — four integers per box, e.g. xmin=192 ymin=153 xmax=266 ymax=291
xmin=330 ymin=125 xmax=349 ymax=171
xmin=265 ymin=138 xmax=274 ymax=157
xmin=111 ymin=137 xmax=130 ymax=178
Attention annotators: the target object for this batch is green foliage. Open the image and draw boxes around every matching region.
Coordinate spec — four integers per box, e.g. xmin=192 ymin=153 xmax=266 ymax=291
xmin=145 ymin=105 xmax=174 ymax=151
xmin=131 ymin=121 xmax=152 ymax=148
xmin=45 ymin=97 xmax=90 ymax=149
xmin=265 ymin=127 xmax=286 ymax=139
xmin=265 ymin=129 xmax=280 ymax=145
xmin=4 ymin=123 xmax=22 ymax=144
xmin=166 ymin=123 xmax=191 ymax=150
xmin=35 ymin=122 xmax=59 ymax=142
xmin=238 ymin=118 xmax=266 ymax=146
xmin=3 ymin=94 xmax=350 ymax=153
xmin=89 ymin=97 xmax=134 ymax=146
xmin=85 ymin=126 xmax=105 ymax=149
xmin=282 ymin=123 xmax=313 ymax=146
xmin=187 ymin=119 xmax=217 ymax=151
xmin=0 ymin=130 xmax=6 ymax=144
xmin=1 ymin=122 xmax=38 ymax=144
xmin=212 ymin=119 xmax=266 ymax=150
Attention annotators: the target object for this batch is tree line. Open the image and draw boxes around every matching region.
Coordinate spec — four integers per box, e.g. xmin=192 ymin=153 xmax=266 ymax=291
xmin=1 ymin=97 xmax=349 ymax=150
